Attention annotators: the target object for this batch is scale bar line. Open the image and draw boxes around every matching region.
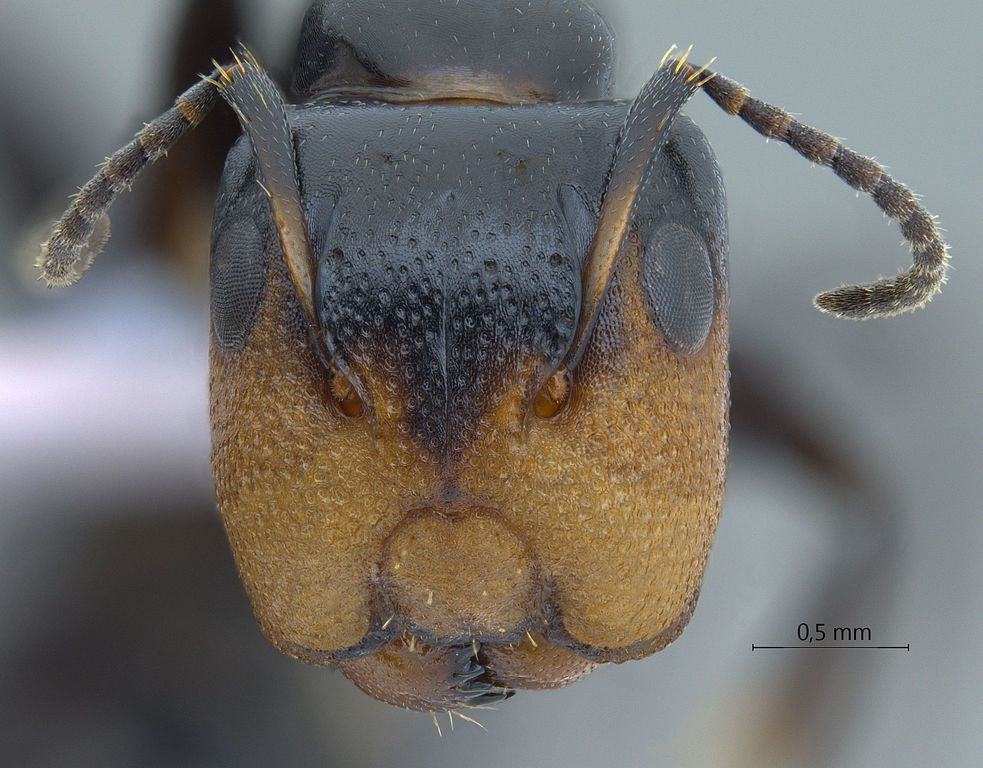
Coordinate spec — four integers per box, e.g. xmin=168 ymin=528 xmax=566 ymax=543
xmin=752 ymin=644 xmax=910 ymax=651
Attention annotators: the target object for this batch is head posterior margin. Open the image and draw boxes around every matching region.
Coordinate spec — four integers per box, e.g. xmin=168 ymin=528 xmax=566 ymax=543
xmin=38 ymin=36 xmax=948 ymax=326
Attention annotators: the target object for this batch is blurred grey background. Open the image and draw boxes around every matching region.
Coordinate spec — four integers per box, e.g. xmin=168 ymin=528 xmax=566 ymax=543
xmin=1 ymin=1 xmax=980 ymax=766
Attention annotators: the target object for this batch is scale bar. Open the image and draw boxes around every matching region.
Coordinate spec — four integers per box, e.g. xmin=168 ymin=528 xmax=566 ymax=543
xmin=752 ymin=644 xmax=909 ymax=651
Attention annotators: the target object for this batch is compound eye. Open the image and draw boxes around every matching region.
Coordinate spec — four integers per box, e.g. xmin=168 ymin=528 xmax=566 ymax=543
xmin=533 ymin=369 xmax=572 ymax=420
xmin=642 ymin=223 xmax=715 ymax=354
xmin=211 ymin=217 xmax=268 ymax=351
xmin=325 ymin=367 xmax=365 ymax=419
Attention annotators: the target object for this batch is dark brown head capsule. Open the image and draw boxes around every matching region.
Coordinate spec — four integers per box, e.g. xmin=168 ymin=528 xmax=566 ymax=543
xmin=38 ymin=0 xmax=949 ymax=713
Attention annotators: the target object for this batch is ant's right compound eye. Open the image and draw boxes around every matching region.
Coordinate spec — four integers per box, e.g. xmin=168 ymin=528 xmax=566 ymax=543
xmin=641 ymin=223 xmax=716 ymax=356
xmin=210 ymin=215 xmax=269 ymax=352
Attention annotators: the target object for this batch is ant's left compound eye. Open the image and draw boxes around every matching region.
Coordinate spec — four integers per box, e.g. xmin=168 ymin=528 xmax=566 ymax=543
xmin=642 ymin=222 xmax=715 ymax=355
